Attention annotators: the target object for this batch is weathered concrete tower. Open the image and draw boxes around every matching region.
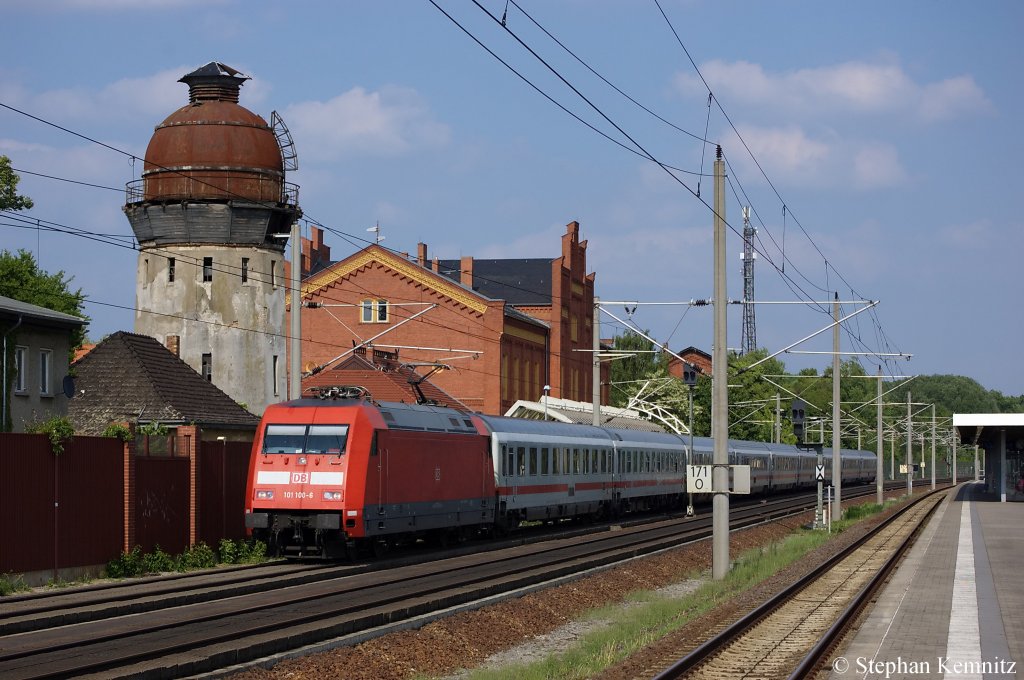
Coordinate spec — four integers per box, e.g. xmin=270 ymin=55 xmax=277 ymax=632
xmin=124 ymin=62 xmax=300 ymax=415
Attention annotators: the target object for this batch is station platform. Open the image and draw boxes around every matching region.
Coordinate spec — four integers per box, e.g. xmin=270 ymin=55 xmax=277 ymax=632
xmin=832 ymin=482 xmax=1022 ymax=679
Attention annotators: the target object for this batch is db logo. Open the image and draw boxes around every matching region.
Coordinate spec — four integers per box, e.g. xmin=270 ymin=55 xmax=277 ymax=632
xmin=291 ymin=472 xmax=309 ymax=484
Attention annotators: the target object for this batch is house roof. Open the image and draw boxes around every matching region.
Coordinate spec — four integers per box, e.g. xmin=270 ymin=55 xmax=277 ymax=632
xmin=69 ymin=331 xmax=259 ymax=434
xmin=302 ymin=351 xmax=469 ymax=409
xmin=296 ymin=245 xmax=548 ymax=329
xmin=0 ymin=295 xmax=87 ymax=329
xmin=436 ymin=258 xmax=553 ymax=305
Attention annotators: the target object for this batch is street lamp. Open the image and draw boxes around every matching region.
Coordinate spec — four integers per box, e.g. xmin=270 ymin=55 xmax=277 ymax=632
xmin=542 ymin=385 xmax=551 ymax=420
xmin=683 ymin=363 xmax=697 ymax=516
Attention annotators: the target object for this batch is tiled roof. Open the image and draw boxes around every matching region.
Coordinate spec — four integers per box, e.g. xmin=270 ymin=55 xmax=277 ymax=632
xmin=69 ymin=331 xmax=259 ymax=435
xmin=302 ymin=353 xmax=468 ymax=410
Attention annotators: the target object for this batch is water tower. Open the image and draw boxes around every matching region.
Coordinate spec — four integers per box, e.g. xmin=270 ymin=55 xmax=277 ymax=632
xmin=124 ymin=62 xmax=300 ymax=414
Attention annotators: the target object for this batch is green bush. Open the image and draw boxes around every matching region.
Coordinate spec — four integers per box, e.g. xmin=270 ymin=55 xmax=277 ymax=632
xmin=25 ymin=415 xmax=75 ymax=454
xmin=142 ymin=546 xmax=175 ymax=574
xmin=106 ymin=546 xmax=144 ymax=578
xmin=176 ymin=542 xmax=217 ymax=571
xmin=0 ymin=572 xmax=29 ymax=597
xmin=218 ymin=538 xmax=239 ymax=564
xmin=100 ymin=422 xmax=133 ymax=442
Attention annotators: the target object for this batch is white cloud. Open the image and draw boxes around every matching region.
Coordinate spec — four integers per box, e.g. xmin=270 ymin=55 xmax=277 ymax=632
xmin=284 ymin=86 xmax=450 ymax=160
xmin=731 ymin=125 xmax=831 ymax=181
xmin=852 ymin=144 xmax=907 ymax=189
xmin=675 ymin=58 xmax=992 ymax=121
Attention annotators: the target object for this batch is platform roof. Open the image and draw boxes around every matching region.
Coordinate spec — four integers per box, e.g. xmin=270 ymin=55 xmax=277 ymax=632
xmin=953 ymin=413 xmax=1024 ymax=449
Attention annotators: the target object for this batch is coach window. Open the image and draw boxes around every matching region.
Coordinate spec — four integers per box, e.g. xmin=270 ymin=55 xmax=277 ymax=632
xmin=517 ymin=446 xmax=526 ymax=476
xmin=541 ymin=447 xmax=550 ymax=475
xmin=528 ymin=447 xmax=538 ymax=475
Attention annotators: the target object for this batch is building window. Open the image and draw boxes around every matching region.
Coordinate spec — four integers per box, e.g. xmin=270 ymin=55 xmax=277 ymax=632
xmin=272 ymin=355 xmax=279 ymax=396
xmin=13 ymin=346 xmax=26 ymax=393
xmin=203 ymin=257 xmax=213 ymax=282
xmin=201 ymin=353 xmax=212 ymax=382
xmin=168 ymin=257 xmax=175 ymax=282
xmin=241 ymin=257 xmax=249 ymax=283
xmin=360 ymin=299 xmax=389 ymax=323
xmin=39 ymin=349 xmax=52 ymax=395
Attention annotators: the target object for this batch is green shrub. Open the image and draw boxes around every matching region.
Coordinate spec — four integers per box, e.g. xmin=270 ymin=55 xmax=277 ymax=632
xmin=239 ymin=539 xmax=267 ymax=563
xmin=218 ymin=538 xmax=239 ymax=564
xmin=176 ymin=542 xmax=217 ymax=571
xmin=142 ymin=546 xmax=175 ymax=574
xmin=137 ymin=420 xmax=169 ymax=437
xmin=101 ymin=422 xmax=133 ymax=442
xmin=106 ymin=546 xmax=144 ymax=578
xmin=0 ymin=572 xmax=29 ymax=597
xmin=25 ymin=415 xmax=75 ymax=454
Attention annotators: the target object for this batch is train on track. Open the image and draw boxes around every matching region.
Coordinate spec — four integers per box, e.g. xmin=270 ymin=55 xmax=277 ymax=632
xmin=244 ymin=388 xmax=877 ymax=558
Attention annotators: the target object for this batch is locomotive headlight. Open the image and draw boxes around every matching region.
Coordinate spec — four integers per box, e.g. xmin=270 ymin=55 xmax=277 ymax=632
xmin=323 ymin=491 xmax=342 ymax=501
xmin=298 ymin=456 xmax=308 ymax=465
xmin=255 ymin=490 xmax=274 ymax=500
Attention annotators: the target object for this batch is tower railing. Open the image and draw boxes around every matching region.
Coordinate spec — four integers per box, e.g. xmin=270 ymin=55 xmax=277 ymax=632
xmin=125 ymin=177 xmax=299 ymax=208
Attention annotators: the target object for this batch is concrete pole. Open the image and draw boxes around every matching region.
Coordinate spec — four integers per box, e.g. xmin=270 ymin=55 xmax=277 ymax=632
xmin=876 ymin=366 xmax=883 ymax=504
xmin=592 ymin=298 xmax=601 ymax=427
xmin=890 ymin=434 xmax=895 ymax=481
xmin=953 ymin=434 xmax=958 ymax=485
xmin=974 ymin=444 xmax=979 ymax=482
xmin=289 ymin=220 xmax=301 ymax=401
xmin=930 ymin=404 xmax=936 ymax=490
xmin=712 ymin=146 xmax=729 ymax=580
xmin=906 ymin=391 xmax=912 ymax=496
xmin=832 ymin=293 xmax=841 ymax=521
xmin=775 ymin=393 xmax=781 ymax=444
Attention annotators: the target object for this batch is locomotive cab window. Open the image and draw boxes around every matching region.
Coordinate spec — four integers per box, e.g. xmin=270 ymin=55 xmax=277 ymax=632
xmin=262 ymin=424 xmax=349 ymax=455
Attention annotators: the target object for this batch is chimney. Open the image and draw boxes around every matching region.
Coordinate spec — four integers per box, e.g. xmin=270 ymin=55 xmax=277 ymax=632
xmin=166 ymin=335 xmax=180 ymax=357
xmin=460 ymin=256 xmax=474 ymax=288
xmin=431 ymin=256 xmax=439 ymax=272
xmin=417 ymin=242 xmax=428 ymax=267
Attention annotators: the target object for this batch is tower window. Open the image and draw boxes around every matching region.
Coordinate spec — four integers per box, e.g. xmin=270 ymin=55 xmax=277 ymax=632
xmin=203 ymin=257 xmax=213 ymax=282
xmin=272 ymin=355 xmax=280 ymax=396
xmin=241 ymin=257 xmax=249 ymax=283
xmin=201 ymin=353 xmax=212 ymax=382
xmin=168 ymin=258 xmax=175 ymax=283
xmin=270 ymin=261 xmax=277 ymax=288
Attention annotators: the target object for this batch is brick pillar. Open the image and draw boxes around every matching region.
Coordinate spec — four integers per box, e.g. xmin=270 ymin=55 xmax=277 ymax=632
xmin=177 ymin=425 xmax=200 ymax=546
xmin=460 ymin=256 xmax=474 ymax=288
xmin=123 ymin=425 xmax=137 ymax=553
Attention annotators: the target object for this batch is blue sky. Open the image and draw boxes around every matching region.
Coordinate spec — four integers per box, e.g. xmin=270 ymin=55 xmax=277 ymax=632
xmin=1 ymin=0 xmax=1021 ymax=396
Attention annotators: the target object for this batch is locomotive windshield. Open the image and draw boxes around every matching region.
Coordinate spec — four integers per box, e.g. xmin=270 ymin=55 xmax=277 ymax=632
xmin=262 ymin=424 xmax=349 ymax=455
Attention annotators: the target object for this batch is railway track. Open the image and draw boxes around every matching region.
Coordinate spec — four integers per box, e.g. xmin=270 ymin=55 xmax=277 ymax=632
xmin=650 ymin=487 xmax=944 ymax=679
xmin=0 ymin=482 xmax=922 ymax=679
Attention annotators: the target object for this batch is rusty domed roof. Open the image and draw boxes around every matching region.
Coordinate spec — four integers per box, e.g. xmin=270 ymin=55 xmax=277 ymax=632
xmin=139 ymin=62 xmax=284 ymax=203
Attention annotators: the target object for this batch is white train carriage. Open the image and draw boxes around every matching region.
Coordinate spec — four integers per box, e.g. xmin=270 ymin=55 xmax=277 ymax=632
xmin=605 ymin=428 xmax=687 ymax=512
xmin=477 ymin=415 xmax=617 ymax=524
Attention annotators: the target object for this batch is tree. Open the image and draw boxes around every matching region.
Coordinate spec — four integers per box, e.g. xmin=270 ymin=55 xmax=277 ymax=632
xmin=607 ymin=330 xmax=666 ymax=408
xmin=0 ymin=249 xmax=89 ymax=349
xmin=0 ymin=155 xmax=34 ymax=211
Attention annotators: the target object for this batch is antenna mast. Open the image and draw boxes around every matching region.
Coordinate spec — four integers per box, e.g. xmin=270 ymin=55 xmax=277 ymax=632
xmin=740 ymin=206 xmax=757 ymax=354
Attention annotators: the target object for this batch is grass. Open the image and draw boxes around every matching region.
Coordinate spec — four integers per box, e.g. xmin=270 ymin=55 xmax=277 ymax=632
xmin=449 ymin=499 xmax=896 ymax=680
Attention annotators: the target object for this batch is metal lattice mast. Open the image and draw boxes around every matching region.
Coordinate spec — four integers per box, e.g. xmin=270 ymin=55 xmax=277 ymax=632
xmin=740 ymin=206 xmax=757 ymax=354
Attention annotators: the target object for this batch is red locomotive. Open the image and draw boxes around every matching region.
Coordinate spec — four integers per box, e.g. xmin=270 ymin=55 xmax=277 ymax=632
xmin=244 ymin=387 xmax=875 ymax=558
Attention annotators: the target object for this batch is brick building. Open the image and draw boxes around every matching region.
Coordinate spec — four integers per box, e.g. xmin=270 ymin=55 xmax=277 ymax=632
xmin=290 ymin=221 xmax=604 ymax=415
xmin=666 ymin=346 xmax=712 ymax=380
